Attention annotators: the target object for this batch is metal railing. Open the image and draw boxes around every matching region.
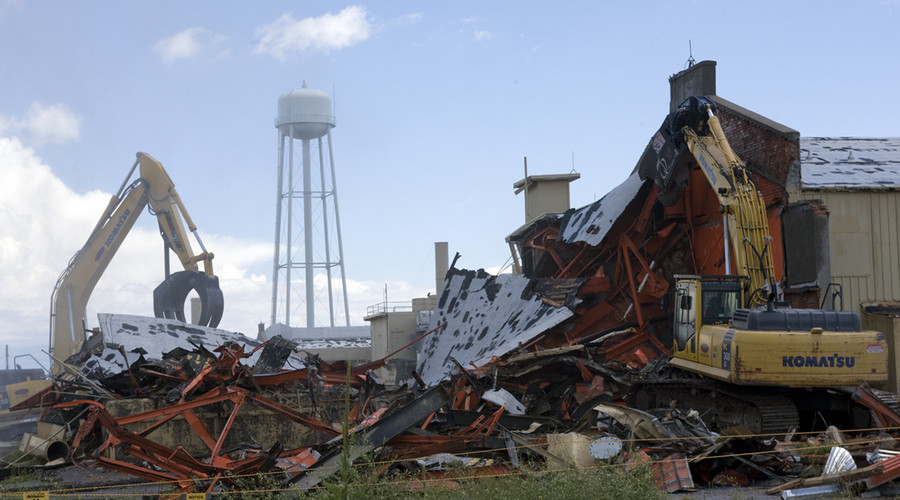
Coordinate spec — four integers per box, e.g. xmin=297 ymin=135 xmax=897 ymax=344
xmin=366 ymin=301 xmax=413 ymax=316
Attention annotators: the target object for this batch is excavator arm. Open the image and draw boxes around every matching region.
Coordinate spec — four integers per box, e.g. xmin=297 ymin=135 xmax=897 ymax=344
xmin=638 ymin=96 xmax=776 ymax=306
xmin=141 ymin=153 xmax=214 ymax=276
xmin=50 ymin=153 xmax=223 ymax=364
xmin=679 ymin=98 xmax=776 ymax=304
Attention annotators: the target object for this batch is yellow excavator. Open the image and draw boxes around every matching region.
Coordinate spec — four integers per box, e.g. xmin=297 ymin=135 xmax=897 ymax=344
xmin=631 ymin=97 xmax=888 ymax=433
xmin=49 ymin=153 xmax=223 ymax=372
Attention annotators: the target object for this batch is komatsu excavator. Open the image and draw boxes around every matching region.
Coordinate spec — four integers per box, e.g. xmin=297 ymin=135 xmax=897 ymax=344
xmin=49 ymin=153 xmax=224 ymax=371
xmin=631 ymin=97 xmax=889 ymax=433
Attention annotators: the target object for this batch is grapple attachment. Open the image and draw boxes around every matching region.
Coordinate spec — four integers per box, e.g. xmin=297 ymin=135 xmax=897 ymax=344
xmin=153 ymin=270 xmax=224 ymax=328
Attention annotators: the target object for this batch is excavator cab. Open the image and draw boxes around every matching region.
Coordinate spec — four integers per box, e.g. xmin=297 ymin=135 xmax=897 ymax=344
xmin=673 ymin=275 xmax=745 ymax=361
xmin=701 ymin=283 xmax=741 ymax=325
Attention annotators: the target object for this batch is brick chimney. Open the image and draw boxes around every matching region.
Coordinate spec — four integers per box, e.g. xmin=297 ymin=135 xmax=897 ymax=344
xmin=669 ymin=60 xmax=716 ymax=112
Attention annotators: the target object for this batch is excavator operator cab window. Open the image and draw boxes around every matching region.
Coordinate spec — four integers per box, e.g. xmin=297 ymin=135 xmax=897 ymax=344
xmin=674 ymin=282 xmax=697 ymax=353
xmin=701 ymin=286 xmax=740 ymax=325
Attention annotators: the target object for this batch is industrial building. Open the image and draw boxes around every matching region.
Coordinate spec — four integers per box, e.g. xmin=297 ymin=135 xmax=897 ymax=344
xmin=14 ymin=62 xmax=900 ymax=498
xmin=264 ymin=62 xmax=900 ymax=391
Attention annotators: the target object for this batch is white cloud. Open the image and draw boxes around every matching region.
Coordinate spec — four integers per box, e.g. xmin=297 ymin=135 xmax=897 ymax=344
xmin=26 ymin=102 xmax=81 ymax=144
xmin=474 ymin=31 xmax=493 ymax=42
xmin=391 ymin=12 xmax=423 ymax=26
xmin=453 ymin=197 xmax=473 ymax=208
xmin=254 ymin=6 xmax=371 ymax=60
xmin=154 ymin=27 xmax=227 ymax=64
xmin=0 ymin=137 xmax=104 ymax=358
xmin=0 ymin=102 xmax=81 ymax=145
xmin=0 ymin=134 xmax=408 ymax=367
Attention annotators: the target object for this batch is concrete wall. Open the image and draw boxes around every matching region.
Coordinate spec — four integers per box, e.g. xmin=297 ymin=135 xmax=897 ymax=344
xmin=669 ymin=60 xmax=717 ymax=112
xmin=302 ymin=346 xmax=371 ymax=365
xmin=523 ymin=180 xmax=573 ymax=223
xmin=366 ymin=295 xmax=437 ymax=385
xmin=369 ymin=311 xmax=417 ymax=361
xmin=106 ymin=397 xmax=327 ymax=458
xmin=368 ymin=311 xmax=417 ymax=385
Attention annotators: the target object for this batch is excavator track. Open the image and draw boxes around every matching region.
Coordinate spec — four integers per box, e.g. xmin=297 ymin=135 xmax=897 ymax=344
xmin=752 ymin=397 xmax=801 ymax=436
xmin=628 ymin=370 xmax=900 ymax=436
xmin=628 ymin=378 xmax=800 ymax=435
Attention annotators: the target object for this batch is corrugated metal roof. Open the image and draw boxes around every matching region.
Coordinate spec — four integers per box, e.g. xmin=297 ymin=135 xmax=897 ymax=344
xmin=416 ymin=269 xmax=579 ymax=386
xmin=80 ymin=314 xmax=305 ymax=379
xmin=801 ymin=137 xmax=900 ymax=189
xmin=557 ymin=171 xmax=647 ymax=246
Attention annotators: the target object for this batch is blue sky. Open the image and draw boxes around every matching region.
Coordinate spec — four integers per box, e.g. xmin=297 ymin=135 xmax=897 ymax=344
xmin=1 ymin=1 xmax=898 ymax=368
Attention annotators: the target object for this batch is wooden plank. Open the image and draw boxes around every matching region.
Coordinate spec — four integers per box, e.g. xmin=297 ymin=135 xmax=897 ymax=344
xmin=765 ymin=462 xmax=884 ymax=494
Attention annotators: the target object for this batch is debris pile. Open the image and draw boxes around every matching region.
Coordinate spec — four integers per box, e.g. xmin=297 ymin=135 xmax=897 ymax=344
xmin=7 ymin=98 xmax=899 ymax=498
xmin=3 ymin=307 xmax=898 ymax=498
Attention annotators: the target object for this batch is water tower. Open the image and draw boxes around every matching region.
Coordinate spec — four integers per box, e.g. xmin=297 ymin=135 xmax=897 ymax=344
xmin=271 ymin=82 xmax=350 ymax=328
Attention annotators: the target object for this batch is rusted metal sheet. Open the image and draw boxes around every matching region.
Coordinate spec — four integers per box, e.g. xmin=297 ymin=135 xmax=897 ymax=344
xmin=853 ymin=385 xmax=900 ymax=428
xmin=652 ymin=453 xmax=694 ymax=492
xmin=557 ymin=171 xmax=648 ymax=246
xmin=287 ymin=385 xmax=449 ymax=491
xmin=417 ymin=269 xmax=578 ymax=386
xmin=59 ymin=385 xmax=339 ymax=493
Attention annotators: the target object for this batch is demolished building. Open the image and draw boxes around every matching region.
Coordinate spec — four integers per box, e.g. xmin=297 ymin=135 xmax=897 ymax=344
xmin=8 ymin=60 xmax=900 ymax=498
xmin=415 ymin=61 xmax=900 ymax=437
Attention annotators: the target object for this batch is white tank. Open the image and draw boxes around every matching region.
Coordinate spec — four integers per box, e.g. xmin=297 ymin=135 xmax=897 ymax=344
xmin=276 ymin=87 xmax=335 ymax=140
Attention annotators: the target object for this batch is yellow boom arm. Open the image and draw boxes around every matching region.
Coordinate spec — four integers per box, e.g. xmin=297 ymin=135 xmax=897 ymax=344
xmin=679 ymin=99 xmax=776 ymax=306
xmin=50 ymin=152 xmax=220 ymax=363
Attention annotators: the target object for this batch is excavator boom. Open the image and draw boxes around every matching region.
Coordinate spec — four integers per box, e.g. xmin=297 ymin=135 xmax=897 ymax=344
xmin=640 ymin=96 xmax=776 ymax=306
xmin=50 ymin=153 xmax=223 ymax=367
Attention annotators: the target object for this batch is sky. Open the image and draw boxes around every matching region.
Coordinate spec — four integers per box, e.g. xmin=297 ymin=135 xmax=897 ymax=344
xmin=1 ymin=1 xmax=898 ymax=370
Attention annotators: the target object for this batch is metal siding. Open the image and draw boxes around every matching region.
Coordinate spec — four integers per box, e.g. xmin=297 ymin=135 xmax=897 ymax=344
xmin=862 ymin=191 xmax=900 ymax=303
xmin=796 ymin=187 xmax=900 ymax=316
xmin=873 ymin=193 xmax=900 ymax=300
xmin=893 ymin=192 xmax=900 ymax=299
xmin=825 ymin=193 xmax=873 ymax=278
xmin=872 ymin=193 xmax=886 ymax=300
xmin=833 ymin=275 xmax=868 ymax=314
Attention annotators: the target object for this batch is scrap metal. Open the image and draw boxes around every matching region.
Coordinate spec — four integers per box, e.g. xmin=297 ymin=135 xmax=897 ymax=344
xmin=17 ymin=107 xmax=900 ymax=499
xmin=287 ymin=385 xmax=450 ymax=491
xmin=417 ymin=269 xmax=580 ymax=386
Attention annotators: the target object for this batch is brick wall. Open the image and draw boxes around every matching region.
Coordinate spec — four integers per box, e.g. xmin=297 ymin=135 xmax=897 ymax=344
xmin=716 ymin=108 xmax=799 ymax=189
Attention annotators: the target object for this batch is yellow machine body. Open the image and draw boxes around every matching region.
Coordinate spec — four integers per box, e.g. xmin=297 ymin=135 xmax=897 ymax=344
xmin=670 ymin=276 xmax=888 ymax=387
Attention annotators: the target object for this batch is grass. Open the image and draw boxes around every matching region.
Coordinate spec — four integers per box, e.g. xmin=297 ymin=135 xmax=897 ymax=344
xmin=302 ymin=460 xmax=663 ymax=500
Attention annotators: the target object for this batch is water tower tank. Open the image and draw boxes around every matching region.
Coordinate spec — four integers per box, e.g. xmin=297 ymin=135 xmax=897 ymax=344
xmin=276 ymin=88 xmax=335 ymax=140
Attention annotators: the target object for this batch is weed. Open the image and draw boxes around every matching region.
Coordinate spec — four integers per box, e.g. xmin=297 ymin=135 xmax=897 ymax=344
xmin=304 ymin=459 xmax=662 ymax=500
xmin=219 ymin=471 xmax=286 ymax=500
